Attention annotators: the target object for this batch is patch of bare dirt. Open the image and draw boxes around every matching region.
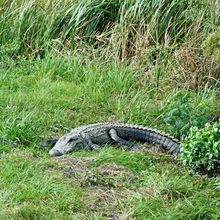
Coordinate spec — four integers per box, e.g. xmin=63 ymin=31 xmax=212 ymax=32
xmin=97 ymin=162 xmax=132 ymax=177
xmin=50 ymin=153 xmax=161 ymax=219
xmin=52 ymin=155 xmax=95 ymax=180
xmin=138 ymin=143 xmax=166 ymax=154
xmin=52 ymin=157 xmax=135 ymax=183
xmin=51 ymin=157 xmax=139 ymax=218
xmin=84 ymin=186 xmax=134 ymax=220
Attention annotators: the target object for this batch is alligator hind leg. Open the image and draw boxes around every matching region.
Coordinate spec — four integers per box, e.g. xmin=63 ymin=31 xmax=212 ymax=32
xmin=80 ymin=132 xmax=101 ymax=151
xmin=109 ymin=129 xmax=138 ymax=151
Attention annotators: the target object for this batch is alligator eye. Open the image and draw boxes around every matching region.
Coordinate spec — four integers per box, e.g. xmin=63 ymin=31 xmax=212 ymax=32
xmin=68 ymin=137 xmax=78 ymax=143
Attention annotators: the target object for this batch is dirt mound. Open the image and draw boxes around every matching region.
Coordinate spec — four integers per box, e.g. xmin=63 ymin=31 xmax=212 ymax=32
xmin=53 ymin=156 xmax=94 ymax=179
xmin=97 ymin=162 xmax=132 ymax=176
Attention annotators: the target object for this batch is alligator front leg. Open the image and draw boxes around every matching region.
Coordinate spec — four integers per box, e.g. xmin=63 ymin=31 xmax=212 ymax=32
xmin=109 ymin=129 xmax=138 ymax=150
xmin=40 ymin=138 xmax=59 ymax=148
xmin=80 ymin=132 xmax=101 ymax=151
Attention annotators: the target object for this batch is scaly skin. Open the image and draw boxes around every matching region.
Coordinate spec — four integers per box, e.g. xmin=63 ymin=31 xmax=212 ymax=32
xmin=48 ymin=123 xmax=180 ymax=156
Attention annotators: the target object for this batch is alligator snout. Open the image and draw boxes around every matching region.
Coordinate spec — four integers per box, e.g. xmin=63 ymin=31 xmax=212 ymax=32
xmin=49 ymin=149 xmax=63 ymax=156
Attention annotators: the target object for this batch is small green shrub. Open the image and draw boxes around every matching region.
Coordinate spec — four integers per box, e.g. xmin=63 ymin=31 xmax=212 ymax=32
xmin=180 ymin=120 xmax=220 ymax=172
xmin=164 ymin=92 xmax=211 ymax=138
xmin=202 ymin=26 xmax=220 ymax=63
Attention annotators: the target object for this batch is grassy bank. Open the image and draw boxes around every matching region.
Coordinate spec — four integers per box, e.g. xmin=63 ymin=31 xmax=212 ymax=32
xmin=0 ymin=148 xmax=219 ymax=219
xmin=1 ymin=54 xmax=219 ymax=147
xmin=0 ymin=0 xmax=220 ymax=219
xmin=0 ymin=53 xmax=219 ymax=219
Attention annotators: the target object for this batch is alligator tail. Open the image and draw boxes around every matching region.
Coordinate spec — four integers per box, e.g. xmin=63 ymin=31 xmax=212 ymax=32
xmin=114 ymin=124 xmax=180 ymax=154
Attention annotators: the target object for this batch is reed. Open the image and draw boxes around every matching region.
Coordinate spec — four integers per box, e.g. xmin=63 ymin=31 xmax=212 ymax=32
xmin=1 ymin=0 xmax=218 ymax=60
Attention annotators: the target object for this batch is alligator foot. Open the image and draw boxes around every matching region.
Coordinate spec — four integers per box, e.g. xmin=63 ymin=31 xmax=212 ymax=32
xmin=129 ymin=144 xmax=139 ymax=151
xmin=80 ymin=132 xmax=101 ymax=151
xmin=90 ymin=144 xmax=101 ymax=151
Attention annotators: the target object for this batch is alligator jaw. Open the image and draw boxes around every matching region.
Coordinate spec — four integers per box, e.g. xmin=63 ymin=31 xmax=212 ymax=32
xmin=49 ymin=149 xmax=63 ymax=156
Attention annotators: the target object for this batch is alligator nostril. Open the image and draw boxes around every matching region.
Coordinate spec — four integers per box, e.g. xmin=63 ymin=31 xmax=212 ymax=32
xmin=49 ymin=149 xmax=63 ymax=156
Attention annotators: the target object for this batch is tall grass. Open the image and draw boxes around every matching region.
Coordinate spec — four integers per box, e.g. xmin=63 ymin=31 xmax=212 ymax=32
xmin=0 ymin=0 xmax=219 ymax=59
xmin=1 ymin=0 xmax=219 ymax=89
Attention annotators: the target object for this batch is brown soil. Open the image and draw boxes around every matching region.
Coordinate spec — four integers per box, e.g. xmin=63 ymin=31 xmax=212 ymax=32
xmin=52 ymin=156 xmax=139 ymax=219
xmin=51 ymin=145 xmax=164 ymax=219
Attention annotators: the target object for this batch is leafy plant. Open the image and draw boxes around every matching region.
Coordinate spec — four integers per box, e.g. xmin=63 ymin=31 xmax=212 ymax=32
xmin=180 ymin=120 xmax=220 ymax=172
xmin=164 ymin=92 xmax=211 ymax=138
xmin=202 ymin=26 xmax=220 ymax=63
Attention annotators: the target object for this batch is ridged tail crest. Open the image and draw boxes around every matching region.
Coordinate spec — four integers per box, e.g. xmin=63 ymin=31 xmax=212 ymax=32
xmin=112 ymin=123 xmax=180 ymax=154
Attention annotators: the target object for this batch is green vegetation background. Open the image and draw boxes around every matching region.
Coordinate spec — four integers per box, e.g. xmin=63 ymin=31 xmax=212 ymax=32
xmin=0 ymin=0 xmax=220 ymax=219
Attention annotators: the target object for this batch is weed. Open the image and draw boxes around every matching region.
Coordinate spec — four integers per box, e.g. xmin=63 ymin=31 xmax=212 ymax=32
xmin=164 ymin=91 xmax=217 ymax=138
xmin=180 ymin=120 xmax=220 ymax=172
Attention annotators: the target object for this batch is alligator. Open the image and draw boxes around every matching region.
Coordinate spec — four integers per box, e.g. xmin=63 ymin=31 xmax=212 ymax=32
xmin=42 ymin=122 xmax=180 ymax=156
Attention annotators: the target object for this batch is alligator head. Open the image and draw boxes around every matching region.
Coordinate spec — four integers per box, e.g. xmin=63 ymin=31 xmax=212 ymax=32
xmin=49 ymin=134 xmax=83 ymax=156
